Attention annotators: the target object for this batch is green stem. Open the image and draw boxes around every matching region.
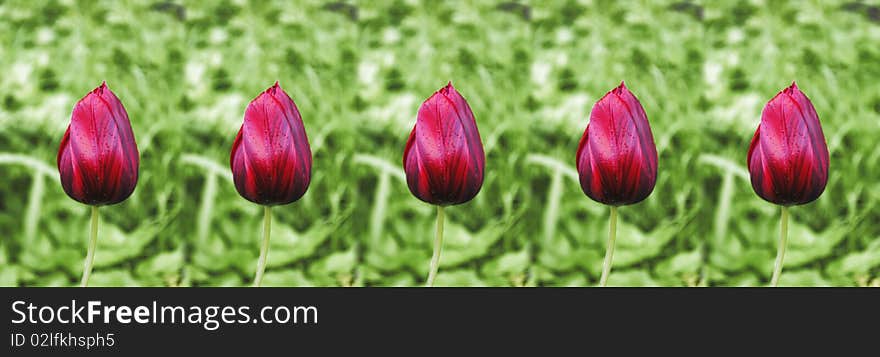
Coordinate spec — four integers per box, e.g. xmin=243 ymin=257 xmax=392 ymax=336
xmin=599 ymin=206 xmax=618 ymax=287
xmin=426 ymin=206 xmax=445 ymax=287
xmin=770 ymin=206 xmax=789 ymax=287
xmin=253 ymin=206 xmax=272 ymax=287
xmin=80 ymin=206 xmax=99 ymax=287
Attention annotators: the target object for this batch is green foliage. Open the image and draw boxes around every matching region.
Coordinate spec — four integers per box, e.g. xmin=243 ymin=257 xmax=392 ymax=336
xmin=0 ymin=1 xmax=878 ymax=286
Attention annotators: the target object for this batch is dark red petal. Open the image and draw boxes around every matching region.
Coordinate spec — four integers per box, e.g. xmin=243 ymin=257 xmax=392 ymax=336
xmin=575 ymin=123 xmax=589 ymax=170
xmin=614 ymin=82 xmax=658 ymax=179
xmin=785 ymin=83 xmax=829 ymax=180
xmin=403 ymin=127 xmax=434 ymax=204
xmin=576 ymin=124 xmax=605 ymax=203
xmin=231 ymin=128 xmax=258 ymax=202
xmin=95 ymin=83 xmax=138 ymax=161
xmin=747 ymin=126 xmax=776 ymax=203
xmin=747 ymin=124 xmax=759 ymax=168
xmin=403 ymin=123 xmax=416 ymax=167
xmin=57 ymin=127 xmax=84 ymax=202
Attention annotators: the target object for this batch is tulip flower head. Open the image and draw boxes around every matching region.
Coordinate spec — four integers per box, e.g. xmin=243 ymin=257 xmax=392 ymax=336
xmin=747 ymin=82 xmax=829 ymax=206
xmin=403 ymin=82 xmax=485 ymax=206
xmin=576 ymin=82 xmax=658 ymax=206
xmin=57 ymin=82 xmax=140 ymax=206
xmin=231 ymin=82 xmax=312 ymax=206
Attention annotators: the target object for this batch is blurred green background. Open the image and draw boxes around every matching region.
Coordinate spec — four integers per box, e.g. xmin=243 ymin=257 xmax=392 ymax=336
xmin=0 ymin=0 xmax=878 ymax=287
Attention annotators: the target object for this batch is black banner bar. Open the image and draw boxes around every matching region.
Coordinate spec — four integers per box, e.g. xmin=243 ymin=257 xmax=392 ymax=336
xmin=3 ymin=288 xmax=876 ymax=354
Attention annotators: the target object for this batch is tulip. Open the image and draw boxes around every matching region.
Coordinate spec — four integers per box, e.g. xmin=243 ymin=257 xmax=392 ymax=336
xmin=57 ymin=81 xmax=140 ymax=287
xmin=230 ymin=81 xmax=312 ymax=286
xmin=576 ymin=82 xmax=657 ymax=286
xmin=403 ymin=83 xmax=485 ymax=206
xmin=747 ymin=82 xmax=829 ymax=286
xmin=58 ymin=82 xmax=140 ymax=206
xmin=403 ymin=82 xmax=485 ymax=286
xmin=747 ymin=82 xmax=829 ymax=206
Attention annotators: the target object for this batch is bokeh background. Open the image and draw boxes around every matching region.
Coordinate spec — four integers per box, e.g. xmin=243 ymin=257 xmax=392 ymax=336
xmin=0 ymin=0 xmax=878 ymax=286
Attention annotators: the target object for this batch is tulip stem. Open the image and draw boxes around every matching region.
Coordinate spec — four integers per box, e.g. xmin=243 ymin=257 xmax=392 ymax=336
xmin=426 ymin=206 xmax=445 ymax=287
xmin=599 ymin=206 xmax=618 ymax=287
xmin=770 ymin=206 xmax=789 ymax=287
xmin=80 ymin=206 xmax=99 ymax=287
xmin=253 ymin=206 xmax=272 ymax=287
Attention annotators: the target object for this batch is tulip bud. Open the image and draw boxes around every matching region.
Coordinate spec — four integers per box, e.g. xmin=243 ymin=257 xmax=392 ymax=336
xmin=230 ymin=82 xmax=312 ymax=205
xmin=747 ymin=82 xmax=829 ymax=206
xmin=403 ymin=82 xmax=485 ymax=206
xmin=57 ymin=82 xmax=140 ymax=206
xmin=576 ymin=82 xmax=658 ymax=206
